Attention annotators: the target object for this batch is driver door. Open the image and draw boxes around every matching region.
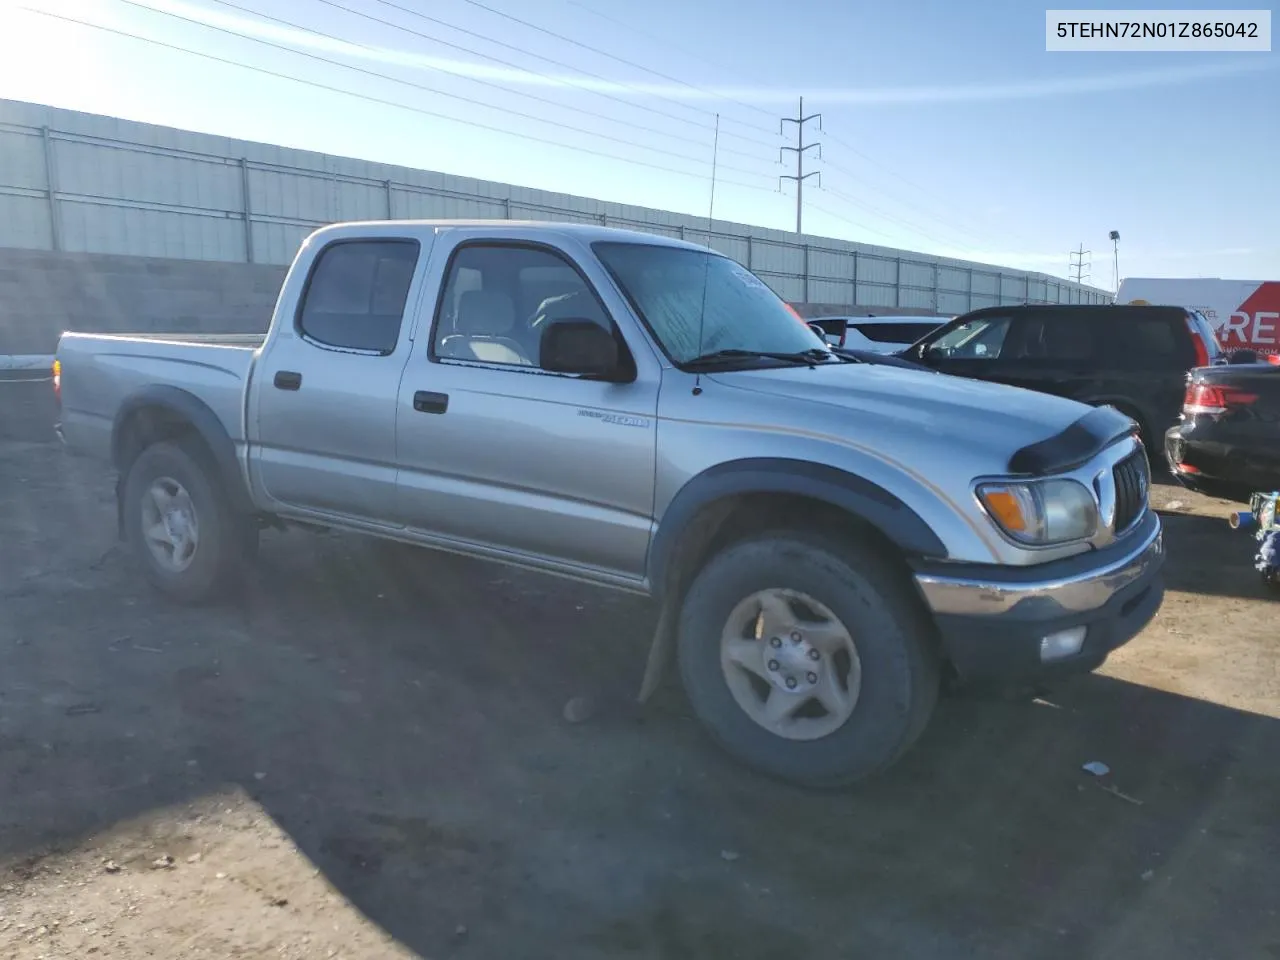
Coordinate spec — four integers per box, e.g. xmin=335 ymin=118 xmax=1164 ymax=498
xmin=393 ymin=237 xmax=659 ymax=581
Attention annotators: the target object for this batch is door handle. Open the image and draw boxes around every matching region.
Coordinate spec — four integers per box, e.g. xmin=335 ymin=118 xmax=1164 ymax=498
xmin=413 ymin=390 xmax=449 ymax=414
xmin=273 ymin=370 xmax=302 ymax=391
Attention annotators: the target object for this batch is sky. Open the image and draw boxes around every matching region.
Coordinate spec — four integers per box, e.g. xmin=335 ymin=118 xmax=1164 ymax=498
xmin=0 ymin=0 xmax=1276 ymax=286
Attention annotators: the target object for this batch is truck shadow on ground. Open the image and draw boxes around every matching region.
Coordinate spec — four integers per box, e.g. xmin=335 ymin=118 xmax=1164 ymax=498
xmin=1 ymin=520 xmax=1277 ymax=960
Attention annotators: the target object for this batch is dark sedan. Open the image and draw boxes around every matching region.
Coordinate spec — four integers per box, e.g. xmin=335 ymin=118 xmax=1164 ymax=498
xmin=1165 ymin=359 xmax=1280 ymax=502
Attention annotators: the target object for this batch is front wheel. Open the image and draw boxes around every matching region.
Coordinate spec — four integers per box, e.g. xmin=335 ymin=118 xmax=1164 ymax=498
xmin=122 ymin=440 xmax=244 ymax=603
xmin=676 ymin=532 xmax=941 ymax=788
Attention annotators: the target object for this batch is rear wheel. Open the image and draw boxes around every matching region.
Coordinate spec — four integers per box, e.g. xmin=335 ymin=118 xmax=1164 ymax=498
xmin=676 ymin=532 xmax=940 ymax=787
xmin=123 ymin=440 xmax=245 ymax=602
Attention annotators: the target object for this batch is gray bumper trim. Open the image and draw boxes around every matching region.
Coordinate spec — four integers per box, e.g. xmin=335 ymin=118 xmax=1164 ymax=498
xmin=914 ymin=518 xmax=1164 ymax=617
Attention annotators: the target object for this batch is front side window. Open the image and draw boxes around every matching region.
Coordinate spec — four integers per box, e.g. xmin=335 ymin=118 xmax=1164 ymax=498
xmin=925 ymin=315 xmax=1012 ymax=360
xmin=297 ymin=240 xmax=419 ymax=354
xmin=594 ymin=242 xmax=823 ymax=364
xmin=432 ymin=243 xmax=614 ymax=369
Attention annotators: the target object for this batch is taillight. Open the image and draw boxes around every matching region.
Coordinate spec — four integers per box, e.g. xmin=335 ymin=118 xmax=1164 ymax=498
xmin=1183 ymin=381 xmax=1258 ymax=415
xmin=52 ymin=359 xmax=61 ymax=404
xmin=1268 ymin=354 xmax=1280 ymax=366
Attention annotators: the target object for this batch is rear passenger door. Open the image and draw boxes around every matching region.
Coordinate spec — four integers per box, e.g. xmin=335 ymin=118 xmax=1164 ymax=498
xmin=393 ymin=238 xmax=659 ymax=582
xmin=992 ymin=309 xmax=1104 ymax=400
xmin=251 ymin=236 xmax=428 ymax=525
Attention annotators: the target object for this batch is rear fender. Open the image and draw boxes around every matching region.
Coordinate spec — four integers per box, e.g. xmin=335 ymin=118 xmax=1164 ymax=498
xmin=111 ymin=385 xmax=254 ymax=528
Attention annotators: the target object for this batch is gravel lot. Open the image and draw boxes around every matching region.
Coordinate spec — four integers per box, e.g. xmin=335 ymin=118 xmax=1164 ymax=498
xmin=1 ymin=396 xmax=1277 ymax=959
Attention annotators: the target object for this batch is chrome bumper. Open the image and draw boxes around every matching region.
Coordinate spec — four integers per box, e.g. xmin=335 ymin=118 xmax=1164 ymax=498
xmin=914 ymin=517 xmax=1164 ymax=618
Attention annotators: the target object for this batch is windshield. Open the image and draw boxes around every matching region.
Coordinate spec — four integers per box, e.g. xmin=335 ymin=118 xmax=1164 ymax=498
xmin=593 ymin=242 xmax=827 ymax=364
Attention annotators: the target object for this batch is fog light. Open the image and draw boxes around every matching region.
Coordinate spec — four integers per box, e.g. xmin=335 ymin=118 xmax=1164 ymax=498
xmin=1040 ymin=626 xmax=1087 ymax=662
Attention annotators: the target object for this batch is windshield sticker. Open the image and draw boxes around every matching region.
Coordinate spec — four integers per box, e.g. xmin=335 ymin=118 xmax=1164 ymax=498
xmin=727 ymin=262 xmax=770 ymax=291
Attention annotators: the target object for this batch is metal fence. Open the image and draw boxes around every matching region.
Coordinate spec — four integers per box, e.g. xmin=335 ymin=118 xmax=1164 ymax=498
xmin=0 ymin=99 xmax=1110 ymax=312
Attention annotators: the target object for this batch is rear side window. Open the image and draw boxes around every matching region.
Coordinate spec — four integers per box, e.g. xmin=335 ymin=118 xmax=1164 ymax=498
xmin=1114 ymin=316 xmax=1191 ymax=369
xmin=853 ymin=322 xmax=940 ymax=343
xmin=298 ymin=240 xmax=420 ymax=354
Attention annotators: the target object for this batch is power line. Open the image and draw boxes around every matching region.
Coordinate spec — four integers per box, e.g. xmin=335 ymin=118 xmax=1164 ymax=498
xmin=455 ymin=0 xmax=779 ymax=135
xmin=821 ymin=126 xmax=1049 ymax=253
xmin=815 ymin=154 xmax=1006 ymax=251
xmin=800 ymin=197 xmax=899 ymax=244
xmin=360 ymin=0 xmax=782 ymax=151
xmin=208 ymin=0 xmax=777 ymax=171
xmin=559 ymin=0 xmax=779 ymax=123
xmin=106 ymin=0 xmax=775 ymax=181
xmin=22 ymin=6 xmax=785 ymax=195
xmin=818 ymin=184 xmax=952 ymax=248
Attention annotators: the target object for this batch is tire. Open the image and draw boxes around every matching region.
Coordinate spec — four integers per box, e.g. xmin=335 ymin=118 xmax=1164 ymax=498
xmin=122 ymin=439 xmax=244 ymax=603
xmin=676 ymin=531 xmax=941 ymax=788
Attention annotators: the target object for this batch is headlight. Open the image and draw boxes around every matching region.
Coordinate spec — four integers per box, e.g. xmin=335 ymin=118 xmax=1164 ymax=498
xmin=976 ymin=479 xmax=1098 ymax=545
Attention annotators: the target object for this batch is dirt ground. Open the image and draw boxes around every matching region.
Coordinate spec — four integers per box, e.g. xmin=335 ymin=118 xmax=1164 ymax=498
xmin=0 ymin=409 xmax=1277 ymax=959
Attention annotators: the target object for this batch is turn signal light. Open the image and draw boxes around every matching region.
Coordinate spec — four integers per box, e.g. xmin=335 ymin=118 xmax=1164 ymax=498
xmin=52 ymin=359 xmax=61 ymax=404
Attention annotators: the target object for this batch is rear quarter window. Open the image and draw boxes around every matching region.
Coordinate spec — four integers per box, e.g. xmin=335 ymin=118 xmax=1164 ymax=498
xmin=853 ymin=322 xmax=940 ymax=343
xmin=297 ymin=239 xmax=420 ymax=354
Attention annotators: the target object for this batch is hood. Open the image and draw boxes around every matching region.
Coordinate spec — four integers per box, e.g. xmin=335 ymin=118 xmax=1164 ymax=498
xmin=709 ymin=361 xmax=1091 ymax=454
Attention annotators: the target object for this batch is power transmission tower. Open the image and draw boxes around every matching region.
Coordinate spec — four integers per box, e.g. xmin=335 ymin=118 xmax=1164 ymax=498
xmin=1069 ymin=244 xmax=1091 ymax=284
xmin=780 ymin=96 xmax=822 ymax=234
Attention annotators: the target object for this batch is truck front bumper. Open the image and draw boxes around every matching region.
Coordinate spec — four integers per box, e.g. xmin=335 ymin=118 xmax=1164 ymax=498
xmin=912 ymin=513 xmax=1165 ymax=683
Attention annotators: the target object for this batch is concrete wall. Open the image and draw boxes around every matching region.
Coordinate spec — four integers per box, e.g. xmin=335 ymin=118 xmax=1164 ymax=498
xmin=0 ymin=98 xmax=1111 ymax=314
xmin=0 ymin=248 xmax=285 ymax=356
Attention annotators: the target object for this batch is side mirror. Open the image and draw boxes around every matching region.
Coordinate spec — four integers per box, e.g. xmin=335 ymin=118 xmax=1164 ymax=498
xmin=808 ymin=318 xmax=848 ymax=346
xmin=1228 ymin=349 xmax=1259 ymax=365
xmin=540 ymin=319 xmax=625 ymax=380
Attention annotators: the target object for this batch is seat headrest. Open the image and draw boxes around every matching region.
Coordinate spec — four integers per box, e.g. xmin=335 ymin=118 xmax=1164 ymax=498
xmin=457 ymin=290 xmax=515 ymax=336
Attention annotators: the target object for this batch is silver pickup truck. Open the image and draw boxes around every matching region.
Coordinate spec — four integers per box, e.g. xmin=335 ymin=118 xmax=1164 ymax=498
xmin=55 ymin=220 xmax=1165 ymax=786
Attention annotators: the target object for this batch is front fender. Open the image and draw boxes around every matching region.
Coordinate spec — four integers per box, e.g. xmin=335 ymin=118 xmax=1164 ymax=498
xmin=646 ymin=458 xmax=949 ymax=600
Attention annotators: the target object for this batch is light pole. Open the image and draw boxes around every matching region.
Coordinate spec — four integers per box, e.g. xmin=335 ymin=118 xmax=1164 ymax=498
xmin=1109 ymin=230 xmax=1120 ymax=298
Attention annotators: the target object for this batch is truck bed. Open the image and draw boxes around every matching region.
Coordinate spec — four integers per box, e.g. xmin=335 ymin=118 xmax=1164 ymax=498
xmin=80 ymin=332 xmax=267 ymax=348
xmin=56 ymin=331 xmax=262 ymax=462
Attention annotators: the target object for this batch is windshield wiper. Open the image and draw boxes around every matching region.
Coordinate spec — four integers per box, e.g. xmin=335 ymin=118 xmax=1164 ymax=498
xmin=682 ymin=348 xmax=837 ymax=370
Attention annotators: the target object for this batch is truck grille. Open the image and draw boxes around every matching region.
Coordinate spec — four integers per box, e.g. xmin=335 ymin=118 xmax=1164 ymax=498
xmin=1113 ymin=449 xmax=1150 ymax=534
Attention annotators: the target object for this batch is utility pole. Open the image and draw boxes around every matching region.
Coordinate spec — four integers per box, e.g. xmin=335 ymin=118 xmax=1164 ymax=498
xmin=780 ymin=96 xmax=822 ymax=234
xmin=1109 ymin=230 xmax=1120 ymax=295
xmin=1069 ymin=244 xmax=1091 ymax=285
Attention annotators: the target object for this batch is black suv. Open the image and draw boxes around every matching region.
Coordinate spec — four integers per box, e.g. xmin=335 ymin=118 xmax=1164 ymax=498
xmin=900 ymin=304 xmax=1223 ymax=447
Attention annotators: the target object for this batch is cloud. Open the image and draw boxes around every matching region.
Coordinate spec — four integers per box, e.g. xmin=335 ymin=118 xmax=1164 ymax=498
xmin=60 ymin=0 xmax=1275 ymax=106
